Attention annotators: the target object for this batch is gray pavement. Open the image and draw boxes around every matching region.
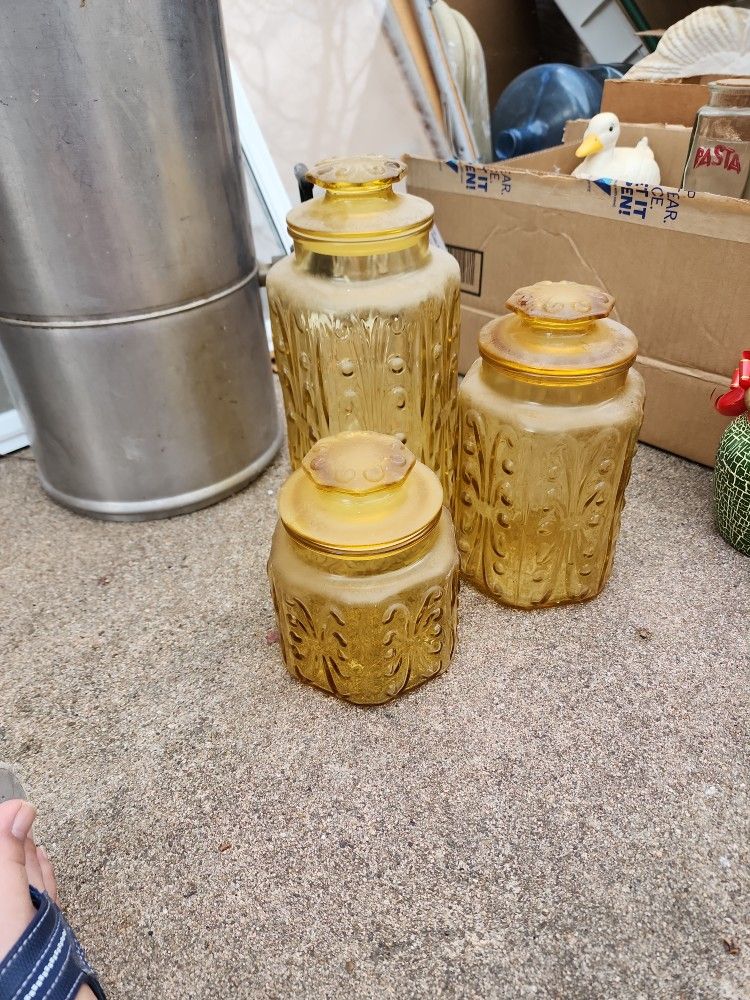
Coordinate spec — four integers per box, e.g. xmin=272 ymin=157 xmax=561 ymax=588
xmin=1 ymin=416 xmax=748 ymax=999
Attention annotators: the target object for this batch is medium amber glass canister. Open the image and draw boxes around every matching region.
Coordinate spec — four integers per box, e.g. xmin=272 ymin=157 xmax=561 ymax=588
xmin=267 ymin=431 xmax=460 ymax=704
xmin=266 ymin=155 xmax=461 ymax=502
xmin=455 ymin=280 xmax=645 ymax=609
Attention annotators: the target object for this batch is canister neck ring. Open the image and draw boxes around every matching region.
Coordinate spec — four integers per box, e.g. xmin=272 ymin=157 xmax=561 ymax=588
xmin=286 ymin=155 xmax=434 ymax=257
xmin=278 ymin=432 xmax=444 ymax=558
xmin=281 ymin=509 xmax=442 ymax=559
xmin=288 ymin=215 xmax=433 ymax=257
xmin=479 ymin=280 xmax=638 ymax=386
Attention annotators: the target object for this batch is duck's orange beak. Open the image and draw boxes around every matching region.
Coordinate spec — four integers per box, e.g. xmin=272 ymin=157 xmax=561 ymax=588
xmin=575 ymin=133 xmax=604 ymax=158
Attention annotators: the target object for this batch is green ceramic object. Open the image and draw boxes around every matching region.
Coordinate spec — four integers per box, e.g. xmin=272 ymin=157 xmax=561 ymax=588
xmin=714 ymin=352 xmax=750 ymax=557
xmin=715 ymin=414 xmax=750 ymax=556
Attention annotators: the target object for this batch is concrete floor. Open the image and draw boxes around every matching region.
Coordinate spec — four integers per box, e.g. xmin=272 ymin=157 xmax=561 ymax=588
xmin=1 ymin=425 xmax=748 ymax=999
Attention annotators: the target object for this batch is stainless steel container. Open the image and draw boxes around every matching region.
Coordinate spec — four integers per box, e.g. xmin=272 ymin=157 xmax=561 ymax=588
xmin=0 ymin=0 xmax=281 ymax=519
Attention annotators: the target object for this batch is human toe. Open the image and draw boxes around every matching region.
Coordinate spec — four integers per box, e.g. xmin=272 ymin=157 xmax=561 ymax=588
xmin=24 ymin=834 xmax=44 ymax=892
xmin=37 ymin=845 xmax=58 ymax=903
xmin=0 ymin=801 xmax=36 ymax=864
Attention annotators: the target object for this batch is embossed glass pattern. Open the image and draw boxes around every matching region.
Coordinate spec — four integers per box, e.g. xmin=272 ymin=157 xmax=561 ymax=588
xmin=268 ymin=432 xmax=460 ymax=704
xmin=266 ymin=155 xmax=461 ymax=503
xmin=455 ymin=281 xmax=645 ymax=609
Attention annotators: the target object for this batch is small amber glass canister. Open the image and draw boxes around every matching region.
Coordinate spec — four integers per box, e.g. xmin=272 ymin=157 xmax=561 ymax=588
xmin=267 ymin=431 xmax=460 ymax=705
xmin=266 ymin=155 xmax=461 ymax=503
xmin=455 ymin=280 xmax=645 ymax=609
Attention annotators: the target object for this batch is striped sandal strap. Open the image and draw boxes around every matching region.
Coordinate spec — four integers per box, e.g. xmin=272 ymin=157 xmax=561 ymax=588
xmin=0 ymin=887 xmax=106 ymax=1000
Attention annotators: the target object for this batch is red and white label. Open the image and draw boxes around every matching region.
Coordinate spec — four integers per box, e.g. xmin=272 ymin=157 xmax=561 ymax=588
xmin=684 ymin=133 xmax=750 ymax=197
xmin=692 ymin=143 xmax=743 ymax=174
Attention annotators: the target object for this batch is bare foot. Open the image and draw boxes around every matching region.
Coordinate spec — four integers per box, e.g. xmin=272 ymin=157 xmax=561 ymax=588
xmin=0 ymin=799 xmax=97 ymax=1000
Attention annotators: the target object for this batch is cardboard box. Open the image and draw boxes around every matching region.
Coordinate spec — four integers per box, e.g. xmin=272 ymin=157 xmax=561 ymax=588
xmin=407 ymin=121 xmax=750 ymax=466
xmin=601 ymin=76 xmax=717 ymax=128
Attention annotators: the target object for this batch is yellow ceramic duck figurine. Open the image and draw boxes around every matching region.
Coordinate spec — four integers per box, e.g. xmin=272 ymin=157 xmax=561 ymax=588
xmin=572 ymin=112 xmax=661 ymax=185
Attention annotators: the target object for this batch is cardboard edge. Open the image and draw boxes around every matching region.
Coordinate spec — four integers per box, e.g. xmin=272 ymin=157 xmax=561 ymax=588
xmin=634 ymin=358 xmax=731 ymax=468
xmin=561 ymin=118 xmax=692 ymax=142
xmin=405 ymin=149 xmax=750 ymax=241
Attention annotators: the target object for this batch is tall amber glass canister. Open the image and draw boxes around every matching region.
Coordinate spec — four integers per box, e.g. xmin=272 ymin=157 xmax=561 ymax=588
xmin=266 ymin=155 xmax=461 ymax=502
xmin=267 ymin=431 xmax=460 ymax=705
xmin=455 ymin=280 xmax=645 ymax=609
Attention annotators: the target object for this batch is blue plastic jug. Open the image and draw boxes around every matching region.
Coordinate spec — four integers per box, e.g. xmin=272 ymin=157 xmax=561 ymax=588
xmin=491 ymin=63 xmax=619 ymax=161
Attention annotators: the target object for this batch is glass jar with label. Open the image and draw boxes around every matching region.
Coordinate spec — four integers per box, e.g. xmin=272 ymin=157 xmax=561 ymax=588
xmin=683 ymin=78 xmax=750 ymax=199
xmin=267 ymin=431 xmax=460 ymax=704
xmin=455 ymin=280 xmax=645 ymax=609
xmin=266 ymin=155 xmax=461 ymax=503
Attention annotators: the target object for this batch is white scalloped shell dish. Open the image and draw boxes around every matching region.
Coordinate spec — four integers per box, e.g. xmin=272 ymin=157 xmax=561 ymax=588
xmin=625 ymin=6 xmax=750 ymax=80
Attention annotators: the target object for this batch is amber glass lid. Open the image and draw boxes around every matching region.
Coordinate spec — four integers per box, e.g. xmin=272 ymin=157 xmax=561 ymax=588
xmin=286 ymin=155 xmax=434 ymax=254
xmin=278 ymin=431 xmax=444 ymax=556
xmin=479 ymin=280 xmax=638 ymax=383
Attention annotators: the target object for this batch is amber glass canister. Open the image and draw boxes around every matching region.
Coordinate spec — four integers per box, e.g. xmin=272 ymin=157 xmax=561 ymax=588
xmin=266 ymin=155 xmax=461 ymax=502
xmin=267 ymin=431 xmax=459 ymax=704
xmin=455 ymin=280 xmax=645 ymax=608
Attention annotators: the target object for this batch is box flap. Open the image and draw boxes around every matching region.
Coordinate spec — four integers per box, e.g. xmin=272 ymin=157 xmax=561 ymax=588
xmin=601 ymin=77 xmax=711 ymax=127
xmin=634 ymin=355 xmax=732 ymax=468
xmin=406 ymin=152 xmax=750 ymax=244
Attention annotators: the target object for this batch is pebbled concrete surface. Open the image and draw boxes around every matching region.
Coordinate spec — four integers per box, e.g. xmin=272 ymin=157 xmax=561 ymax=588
xmin=1 ymin=417 xmax=748 ymax=999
